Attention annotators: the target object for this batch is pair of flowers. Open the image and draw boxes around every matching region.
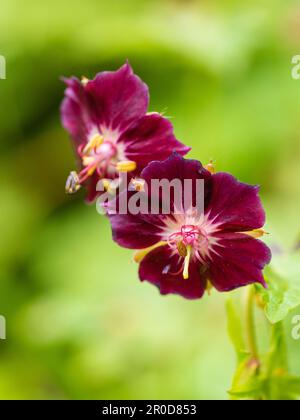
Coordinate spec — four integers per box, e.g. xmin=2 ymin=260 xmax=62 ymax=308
xmin=61 ymin=62 xmax=271 ymax=299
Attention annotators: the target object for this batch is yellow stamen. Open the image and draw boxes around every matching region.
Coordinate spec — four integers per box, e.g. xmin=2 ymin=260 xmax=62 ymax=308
xmin=82 ymin=156 xmax=96 ymax=166
xmin=81 ymin=156 xmax=97 ymax=176
xmin=101 ymin=178 xmax=119 ymax=194
xmin=206 ymin=279 xmax=213 ymax=295
xmin=83 ymin=134 xmax=104 ymax=154
xmin=243 ymin=229 xmax=269 ymax=239
xmin=129 ymin=178 xmax=145 ymax=192
xmin=204 ymin=160 xmax=216 ymax=174
xmin=87 ymin=166 xmax=96 ymax=176
xmin=133 ymin=241 xmax=167 ymax=263
xmin=65 ymin=171 xmax=81 ymax=194
xmin=183 ymin=245 xmax=192 ymax=280
xmin=177 ymin=241 xmax=187 ymax=258
xmin=116 ymin=160 xmax=137 ymax=173
xmin=81 ymin=76 xmax=89 ymax=86
xmin=102 ymin=178 xmax=111 ymax=191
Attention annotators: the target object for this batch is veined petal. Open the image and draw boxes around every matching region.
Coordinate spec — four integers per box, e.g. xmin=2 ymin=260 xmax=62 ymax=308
xmin=106 ymin=156 xmax=271 ymax=300
xmin=61 ymin=63 xmax=149 ymax=147
xmin=141 ymin=152 xmax=210 ymax=184
xmin=139 ymin=245 xmax=206 ymax=299
xmin=109 ymin=211 xmax=164 ymax=249
xmin=61 ymin=77 xmax=93 ymax=147
xmin=85 ymin=62 xmax=149 ymax=134
xmin=208 ymin=232 xmax=271 ymax=292
xmin=205 ymin=172 xmax=266 ymax=232
xmin=121 ymin=113 xmax=190 ymax=173
xmin=139 ymin=153 xmax=212 ymax=213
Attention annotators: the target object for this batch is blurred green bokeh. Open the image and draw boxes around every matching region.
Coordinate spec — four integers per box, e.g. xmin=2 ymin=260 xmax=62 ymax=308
xmin=0 ymin=0 xmax=300 ymax=400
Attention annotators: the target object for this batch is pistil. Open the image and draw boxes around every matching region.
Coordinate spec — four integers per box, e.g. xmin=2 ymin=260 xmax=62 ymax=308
xmin=167 ymin=224 xmax=206 ymax=280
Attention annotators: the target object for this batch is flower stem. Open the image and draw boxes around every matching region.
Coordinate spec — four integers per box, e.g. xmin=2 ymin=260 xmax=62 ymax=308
xmin=245 ymin=285 xmax=259 ymax=361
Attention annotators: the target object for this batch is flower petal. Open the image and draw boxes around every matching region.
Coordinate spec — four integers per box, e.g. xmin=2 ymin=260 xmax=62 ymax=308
xmin=85 ymin=172 xmax=100 ymax=204
xmin=109 ymin=211 xmax=164 ymax=249
xmin=141 ymin=152 xmax=210 ymax=184
xmin=209 ymin=232 xmax=271 ymax=292
xmin=139 ymin=245 xmax=206 ymax=299
xmin=85 ymin=62 xmax=149 ymax=134
xmin=108 ymin=154 xmax=212 ymax=247
xmin=120 ymin=113 xmax=190 ymax=172
xmin=139 ymin=153 xmax=212 ymax=213
xmin=206 ymin=172 xmax=266 ymax=231
xmin=61 ymin=77 xmax=93 ymax=147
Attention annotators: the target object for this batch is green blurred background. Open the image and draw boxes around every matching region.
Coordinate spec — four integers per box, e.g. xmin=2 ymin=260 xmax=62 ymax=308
xmin=0 ymin=0 xmax=300 ymax=400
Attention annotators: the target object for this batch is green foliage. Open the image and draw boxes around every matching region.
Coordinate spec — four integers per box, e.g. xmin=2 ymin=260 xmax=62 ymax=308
xmin=227 ymin=294 xmax=300 ymax=400
xmin=256 ymin=251 xmax=300 ymax=324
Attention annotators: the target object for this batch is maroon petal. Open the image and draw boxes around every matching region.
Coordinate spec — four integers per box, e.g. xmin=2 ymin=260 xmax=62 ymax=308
xmin=85 ymin=172 xmax=100 ymax=204
xmin=208 ymin=232 xmax=271 ymax=292
xmin=109 ymin=211 xmax=164 ymax=249
xmin=139 ymin=245 xmax=206 ymax=299
xmin=141 ymin=152 xmax=210 ymax=184
xmin=108 ymin=155 xmax=212 ymax=249
xmin=206 ymin=172 xmax=266 ymax=232
xmin=140 ymin=153 xmax=212 ymax=212
xmin=85 ymin=62 xmax=149 ymax=134
xmin=60 ymin=77 xmax=94 ymax=147
xmin=120 ymin=113 xmax=190 ymax=173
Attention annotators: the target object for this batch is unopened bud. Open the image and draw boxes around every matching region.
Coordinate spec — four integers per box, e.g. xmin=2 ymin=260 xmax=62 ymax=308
xmin=204 ymin=160 xmax=216 ymax=174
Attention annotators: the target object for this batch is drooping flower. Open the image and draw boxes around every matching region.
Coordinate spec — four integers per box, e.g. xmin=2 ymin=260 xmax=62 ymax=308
xmin=61 ymin=62 xmax=190 ymax=202
xmin=108 ymin=153 xmax=271 ymax=299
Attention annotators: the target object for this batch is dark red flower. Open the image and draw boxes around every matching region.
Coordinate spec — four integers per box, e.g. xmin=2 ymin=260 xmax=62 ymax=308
xmin=108 ymin=154 xmax=271 ymax=299
xmin=61 ymin=62 xmax=190 ymax=202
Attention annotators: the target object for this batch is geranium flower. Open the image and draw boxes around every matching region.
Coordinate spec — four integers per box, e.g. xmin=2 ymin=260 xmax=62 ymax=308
xmin=108 ymin=153 xmax=271 ymax=299
xmin=61 ymin=62 xmax=189 ymax=202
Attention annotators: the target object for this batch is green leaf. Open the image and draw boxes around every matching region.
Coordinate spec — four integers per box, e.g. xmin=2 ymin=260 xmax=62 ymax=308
xmin=227 ymin=295 xmax=300 ymax=400
xmin=257 ymin=251 xmax=300 ymax=323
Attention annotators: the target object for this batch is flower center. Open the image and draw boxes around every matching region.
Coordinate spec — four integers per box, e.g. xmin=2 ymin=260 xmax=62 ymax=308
xmin=167 ymin=224 xmax=209 ymax=280
xmin=65 ymin=133 xmax=137 ymax=194
xmin=79 ymin=136 xmax=117 ymax=180
xmin=168 ymin=225 xmax=201 ymax=252
xmin=180 ymin=225 xmax=200 ymax=246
